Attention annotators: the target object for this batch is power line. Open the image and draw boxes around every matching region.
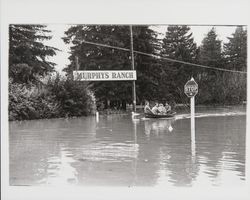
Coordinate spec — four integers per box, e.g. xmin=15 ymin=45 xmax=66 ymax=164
xmin=78 ymin=40 xmax=130 ymax=52
xmin=134 ymin=51 xmax=247 ymax=74
xmin=75 ymin=39 xmax=247 ymax=74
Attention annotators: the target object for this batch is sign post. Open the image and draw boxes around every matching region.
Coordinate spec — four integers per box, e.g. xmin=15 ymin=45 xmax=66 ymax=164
xmin=184 ymin=77 xmax=198 ymax=155
xmin=130 ymin=25 xmax=136 ymax=112
xmin=73 ymin=70 xmax=137 ymax=121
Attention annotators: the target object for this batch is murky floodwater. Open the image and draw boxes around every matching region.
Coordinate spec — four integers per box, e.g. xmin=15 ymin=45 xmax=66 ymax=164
xmin=9 ymin=106 xmax=246 ymax=187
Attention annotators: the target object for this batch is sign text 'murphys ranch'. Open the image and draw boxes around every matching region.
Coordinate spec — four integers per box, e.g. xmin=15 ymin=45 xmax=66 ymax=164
xmin=73 ymin=70 xmax=137 ymax=81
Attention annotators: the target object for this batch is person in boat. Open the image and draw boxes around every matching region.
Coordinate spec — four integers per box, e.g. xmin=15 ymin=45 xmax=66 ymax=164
xmin=158 ymin=103 xmax=166 ymax=114
xmin=144 ymin=100 xmax=152 ymax=114
xmin=151 ymin=102 xmax=160 ymax=115
xmin=165 ymin=102 xmax=171 ymax=113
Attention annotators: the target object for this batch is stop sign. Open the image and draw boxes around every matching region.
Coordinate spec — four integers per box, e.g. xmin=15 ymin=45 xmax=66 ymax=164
xmin=184 ymin=78 xmax=198 ymax=98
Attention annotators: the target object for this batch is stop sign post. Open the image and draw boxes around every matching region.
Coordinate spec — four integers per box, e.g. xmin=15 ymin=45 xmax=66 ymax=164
xmin=184 ymin=77 xmax=198 ymax=155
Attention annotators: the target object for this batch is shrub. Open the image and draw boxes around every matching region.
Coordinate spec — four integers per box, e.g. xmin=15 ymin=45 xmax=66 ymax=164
xmin=9 ymin=75 xmax=96 ymax=121
xmin=50 ymin=78 xmax=96 ymax=117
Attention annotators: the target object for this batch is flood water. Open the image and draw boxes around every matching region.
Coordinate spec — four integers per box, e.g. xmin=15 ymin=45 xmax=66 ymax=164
xmin=9 ymin=106 xmax=246 ymax=187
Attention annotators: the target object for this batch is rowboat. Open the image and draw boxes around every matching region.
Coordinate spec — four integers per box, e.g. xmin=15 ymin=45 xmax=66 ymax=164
xmin=145 ymin=112 xmax=176 ymax=119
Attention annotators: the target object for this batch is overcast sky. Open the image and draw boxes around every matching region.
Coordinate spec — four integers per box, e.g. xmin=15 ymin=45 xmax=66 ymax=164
xmin=45 ymin=24 xmax=238 ymax=73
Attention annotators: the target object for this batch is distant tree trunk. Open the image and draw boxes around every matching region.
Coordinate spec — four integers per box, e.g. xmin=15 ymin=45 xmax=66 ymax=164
xmin=121 ymin=100 xmax=126 ymax=110
xmin=119 ymin=101 xmax=122 ymax=110
xmin=105 ymin=99 xmax=110 ymax=109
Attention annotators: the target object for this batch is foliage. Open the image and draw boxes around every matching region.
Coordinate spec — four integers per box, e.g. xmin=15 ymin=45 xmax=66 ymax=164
xmin=197 ymin=27 xmax=224 ymax=104
xmin=63 ymin=25 xmax=131 ymax=109
xmin=196 ymin=27 xmax=247 ymax=105
xmin=9 ymin=25 xmax=247 ymax=121
xmin=223 ymin=26 xmax=247 ymax=71
xmin=63 ymin=25 xmax=162 ymax=108
xmin=63 ymin=25 xmax=247 ymax=107
xmin=132 ymin=26 xmax=162 ymax=102
xmin=160 ymin=25 xmax=198 ymax=103
xmin=9 ymin=79 xmax=60 ymax=120
xmin=9 ymin=25 xmax=58 ymax=83
xmin=8 ymin=25 xmax=96 ymax=121
xmin=223 ymin=26 xmax=247 ymax=103
xmin=9 ymin=75 xmax=96 ymax=121
xmin=49 ymin=74 xmax=96 ymax=117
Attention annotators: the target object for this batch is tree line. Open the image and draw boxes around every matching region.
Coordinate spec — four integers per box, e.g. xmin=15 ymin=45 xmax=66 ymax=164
xmin=63 ymin=25 xmax=247 ymax=108
xmin=9 ymin=24 xmax=247 ymax=120
xmin=9 ymin=25 xmax=95 ymax=120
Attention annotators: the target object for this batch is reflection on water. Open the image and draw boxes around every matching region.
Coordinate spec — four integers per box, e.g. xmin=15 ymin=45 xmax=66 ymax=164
xmin=41 ymin=147 xmax=78 ymax=185
xmin=9 ymin=106 xmax=246 ymax=187
xmin=79 ymin=142 xmax=139 ymax=162
xmin=144 ymin=118 xmax=174 ymax=136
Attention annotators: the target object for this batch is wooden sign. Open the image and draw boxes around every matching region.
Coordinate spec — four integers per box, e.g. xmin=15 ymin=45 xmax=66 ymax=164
xmin=73 ymin=70 xmax=137 ymax=81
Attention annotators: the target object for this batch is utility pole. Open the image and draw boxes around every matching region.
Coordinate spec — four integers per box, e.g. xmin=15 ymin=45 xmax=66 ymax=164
xmin=75 ymin=56 xmax=80 ymax=70
xmin=130 ymin=25 xmax=136 ymax=112
xmin=71 ymin=56 xmax=80 ymax=80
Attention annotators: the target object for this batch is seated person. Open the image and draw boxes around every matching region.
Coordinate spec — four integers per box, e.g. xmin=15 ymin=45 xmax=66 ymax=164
xmin=165 ymin=102 xmax=171 ymax=113
xmin=151 ymin=102 xmax=160 ymax=114
xmin=158 ymin=103 xmax=166 ymax=114
xmin=144 ymin=100 xmax=152 ymax=114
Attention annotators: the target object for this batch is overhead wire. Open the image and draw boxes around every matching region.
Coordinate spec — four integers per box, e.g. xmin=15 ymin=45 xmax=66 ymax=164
xmin=74 ymin=39 xmax=247 ymax=74
xmin=70 ymin=32 xmax=246 ymax=109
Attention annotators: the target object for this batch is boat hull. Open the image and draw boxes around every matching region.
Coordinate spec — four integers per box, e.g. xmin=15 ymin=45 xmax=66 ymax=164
xmin=145 ymin=112 xmax=176 ymax=119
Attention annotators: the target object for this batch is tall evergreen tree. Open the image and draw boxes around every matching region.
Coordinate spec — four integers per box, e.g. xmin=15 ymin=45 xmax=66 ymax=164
xmin=224 ymin=26 xmax=247 ymax=71
xmin=199 ymin=28 xmax=222 ymax=67
xmin=223 ymin=26 xmax=247 ymax=103
xmin=198 ymin=27 xmax=232 ymax=104
xmin=63 ymin=25 xmax=132 ymax=109
xmin=132 ymin=26 xmax=162 ymax=102
xmin=160 ymin=25 xmax=198 ymax=103
xmin=63 ymin=25 xmax=161 ymax=109
xmin=9 ymin=25 xmax=58 ymax=83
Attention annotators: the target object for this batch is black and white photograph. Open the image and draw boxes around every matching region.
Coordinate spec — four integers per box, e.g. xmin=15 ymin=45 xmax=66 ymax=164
xmin=7 ymin=23 xmax=247 ymax=186
xmin=1 ymin=0 xmax=250 ymax=200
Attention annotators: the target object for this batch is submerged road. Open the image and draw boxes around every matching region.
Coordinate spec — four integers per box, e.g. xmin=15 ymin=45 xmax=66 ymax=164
xmin=9 ymin=106 xmax=246 ymax=187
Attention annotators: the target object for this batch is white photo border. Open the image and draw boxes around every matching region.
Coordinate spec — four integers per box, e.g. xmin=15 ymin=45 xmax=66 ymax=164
xmin=1 ymin=0 xmax=250 ymax=199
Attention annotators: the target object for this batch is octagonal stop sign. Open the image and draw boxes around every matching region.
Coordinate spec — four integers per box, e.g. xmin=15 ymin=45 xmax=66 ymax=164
xmin=184 ymin=77 xmax=198 ymax=98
